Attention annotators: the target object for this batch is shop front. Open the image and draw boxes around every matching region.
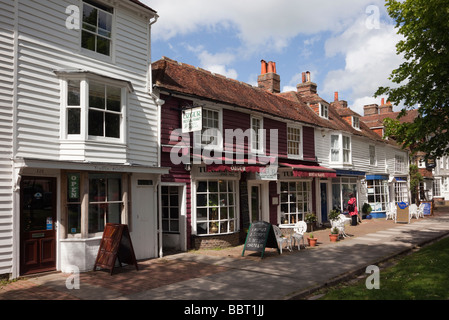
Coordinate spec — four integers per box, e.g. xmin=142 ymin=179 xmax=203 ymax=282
xmin=14 ymin=159 xmax=167 ymax=276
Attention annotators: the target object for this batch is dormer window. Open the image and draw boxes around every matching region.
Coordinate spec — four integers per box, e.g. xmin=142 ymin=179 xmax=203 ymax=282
xmin=319 ymin=103 xmax=328 ymax=119
xmin=352 ymin=116 xmax=360 ymax=129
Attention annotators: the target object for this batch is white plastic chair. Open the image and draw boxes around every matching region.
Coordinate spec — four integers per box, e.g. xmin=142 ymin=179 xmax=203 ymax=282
xmin=417 ymin=203 xmax=425 ymax=218
xmin=331 ymin=214 xmax=350 ymax=238
xmin=273 ymin=225 xmax=291 ymax=254
xmin=386 ymin=202 xmax=397 ymax=220
xmin=409 ymin=204 xmax=419 ymax=219
xmin=291 ymin=221 xmax=307 ymax=250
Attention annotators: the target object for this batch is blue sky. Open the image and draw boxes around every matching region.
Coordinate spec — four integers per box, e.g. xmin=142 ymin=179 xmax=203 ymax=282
xmin=143 ymin=0 xmax=405 ymax=115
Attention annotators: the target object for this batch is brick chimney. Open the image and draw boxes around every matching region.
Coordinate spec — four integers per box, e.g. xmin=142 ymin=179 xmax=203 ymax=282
xmin=363 ymin=104 xmax=379 ymax=116
xmin=332 ymin=91 xmax=348 ymax=108
xmin=379 ymin=98 xmax=393 ymax=114
xmin=296 ymin=71 xmax=317 ymax=96
xmin=258 ymin=60 xmax=280 ymax=94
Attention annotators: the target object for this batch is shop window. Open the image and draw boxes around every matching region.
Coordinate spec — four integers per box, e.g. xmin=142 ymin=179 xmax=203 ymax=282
xmin=367 ymin=179 xmax=389 ymax=212
xmin=88 ymin=174 xmax=123 ymax=234
xmin=196 ymin=180 xmax=237 ymax=235
xmin=332 ymin=178 xmax=357 ymax=213
xmin=394 ymin=181 xmax=408 ymax=203
xmin=280 ymin=181 xmax=311 ymax=223
xmin=161 ymin=186 xmax=180 ymax=232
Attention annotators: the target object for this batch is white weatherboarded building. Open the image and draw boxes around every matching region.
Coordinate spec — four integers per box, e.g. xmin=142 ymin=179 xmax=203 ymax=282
xmin=0 ymin=0 xmax=167 ymax=278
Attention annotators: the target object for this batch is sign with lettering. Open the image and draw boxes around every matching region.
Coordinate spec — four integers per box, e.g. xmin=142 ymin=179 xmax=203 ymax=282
xmin=421 ymin=202 xmax=432 ymax=216
xmin=242 ymin=221 xmax=279 ymax=258
xmin=182 ymin=107 xmax=202 ymax=133
xmin=94 ymin=223 xmax=138 ymax=275
xmin=67 ymin=173 xmax=80 ymax=200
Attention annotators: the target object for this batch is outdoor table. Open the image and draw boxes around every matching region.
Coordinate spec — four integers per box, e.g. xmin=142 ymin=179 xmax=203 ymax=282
xmin=279 ymin=224 xmax=296 ymax=251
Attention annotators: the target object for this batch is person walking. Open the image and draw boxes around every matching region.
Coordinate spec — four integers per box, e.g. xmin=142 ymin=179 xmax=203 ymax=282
xmin=347 ymin=194 xmax=358 ymax=226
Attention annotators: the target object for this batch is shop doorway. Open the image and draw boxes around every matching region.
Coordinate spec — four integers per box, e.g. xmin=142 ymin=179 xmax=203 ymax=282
xmin=250 ymin=185 xmax=262 ymax=222
xmin=20 ymin=177 xmax=57 ymax=275
xmin=320 ymin=182 xmax=328 ymax=223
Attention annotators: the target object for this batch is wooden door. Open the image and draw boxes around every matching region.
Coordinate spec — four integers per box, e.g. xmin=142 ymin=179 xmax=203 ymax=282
xmin=20 ymin=177 xmax=57 ymax=275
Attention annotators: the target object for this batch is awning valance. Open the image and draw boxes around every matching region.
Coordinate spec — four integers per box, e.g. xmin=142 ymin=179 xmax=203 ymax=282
xmin=279 ymin=162 xmax=337 ymax=178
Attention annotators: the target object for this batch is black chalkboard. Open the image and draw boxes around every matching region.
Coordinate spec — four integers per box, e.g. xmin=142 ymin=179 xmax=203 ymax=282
xmin=242 ymin=221 xmax=279 ymax=258
xmin=94 ymin=223 xmax=138 ymax=275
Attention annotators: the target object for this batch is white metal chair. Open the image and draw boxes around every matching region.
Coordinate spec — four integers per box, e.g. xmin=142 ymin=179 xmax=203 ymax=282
xmin=291 ymin=221 xmax=307 ymax=250
xmin=409 ymin=203 xmax=419 ymax=219
xmin=273 ymin=225 xmax=291 ymax=254
xmin=331 ymin=214 xmax=350 ymax=238
xmin=386 ymin=202 xmax=397 ymax=220
xmin=417 ymin=203 xmax=425 ymax=218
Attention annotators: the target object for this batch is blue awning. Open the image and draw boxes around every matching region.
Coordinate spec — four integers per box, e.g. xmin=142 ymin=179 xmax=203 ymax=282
xmin=335 ymin=169 xmax=366 ymax=176
xmin=366 ymin=174 xmax=389 ymax=180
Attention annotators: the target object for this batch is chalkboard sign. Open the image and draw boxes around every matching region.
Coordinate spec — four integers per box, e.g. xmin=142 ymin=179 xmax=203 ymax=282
xmin=421 ymin=202 xmax=432 ymax=216
xmin=242 ymin=221 xmax=279 ymax=258
xmin=94 ymin=223 xmax=138 ymax=275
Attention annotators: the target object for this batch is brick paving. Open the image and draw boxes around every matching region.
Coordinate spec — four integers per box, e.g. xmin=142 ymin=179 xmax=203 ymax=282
xmin=1 ymin=208 xmax=448 ymax=300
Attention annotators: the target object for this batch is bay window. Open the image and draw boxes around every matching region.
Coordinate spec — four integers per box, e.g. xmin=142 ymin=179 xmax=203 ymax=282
xmin=58 ymin=72 xmax=130 ymax=143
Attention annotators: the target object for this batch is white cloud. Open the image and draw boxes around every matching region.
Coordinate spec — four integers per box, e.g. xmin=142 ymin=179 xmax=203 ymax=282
xmin=186 ymin=45 xmax=238 ymax=78
xmin=322 ymin=17 xmax=405 ymax=114
xmin=146 ymin=0 xmax=384 ymax=54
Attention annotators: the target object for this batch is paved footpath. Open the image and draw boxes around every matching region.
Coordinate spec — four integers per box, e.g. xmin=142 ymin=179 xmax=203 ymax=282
xmin=1 ymin=210 xmax=449 ymax=301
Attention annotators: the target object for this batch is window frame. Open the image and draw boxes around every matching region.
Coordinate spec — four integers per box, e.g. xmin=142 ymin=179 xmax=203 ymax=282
xmin=194 ymin=106 xmax=223 ymax=150
xmin=59 ymin=74 xmax=129 ymax=144
xmin=279 ymin=180 xmax=312 ymax=224
xmin=251 ymin=115 xmax=264 ymax=154
xmin=352 ymin=116 xmax=360 ymax=130
xmin=319 ymin=102 xmax=329 ymax=119
xmin=395 ymin=154 xmax=406 ymax=173
xmin=80 ymin=0 xmax=115 ymax=61
xmin=330 ymin=133 xmax=352 ymax=165
xmin=287 ymin=125 xmax=303 ymax=159
xmin=194 ymin=179 xmax=238 ymax=235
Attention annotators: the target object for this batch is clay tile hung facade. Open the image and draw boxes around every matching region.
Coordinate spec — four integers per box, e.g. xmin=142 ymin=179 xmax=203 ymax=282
xmin=1 ymin=0 xmax=448 ymax=280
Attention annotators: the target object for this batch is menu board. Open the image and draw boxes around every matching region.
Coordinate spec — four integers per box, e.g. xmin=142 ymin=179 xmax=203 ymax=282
xmin=396 ymin=202 xmax=410 ymax=224
xmin=242 ymin=221 xmax=279 ymax=258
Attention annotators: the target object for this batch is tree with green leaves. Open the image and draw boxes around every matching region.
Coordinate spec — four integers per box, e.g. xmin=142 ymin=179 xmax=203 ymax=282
xmin=375 ymin=0 xmax=449 ymax=159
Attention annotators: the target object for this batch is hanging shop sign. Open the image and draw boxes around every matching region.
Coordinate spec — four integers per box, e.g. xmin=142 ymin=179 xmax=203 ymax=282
xmin=182 ymin=107 xmax=202 ymax=133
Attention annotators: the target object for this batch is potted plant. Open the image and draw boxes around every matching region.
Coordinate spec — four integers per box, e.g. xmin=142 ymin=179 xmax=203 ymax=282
xmin=329 ymin=227 xmax=339 ymax=242
xmin=305 ymin=212 xmax=317 ymax=232
xmin=362 ymin=203 xmax=372 ymax=219
xmin=307 ymin=233 xmax=317 ymax=247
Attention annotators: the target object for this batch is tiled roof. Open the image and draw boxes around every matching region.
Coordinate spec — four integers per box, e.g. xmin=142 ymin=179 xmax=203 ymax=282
xmin=152 ymin=57 xmax=396 ymax=146
xmin=152 ymin=57 xmax=324 ymax=127
xmin=361 ymin=109 xmax=419 ymax=128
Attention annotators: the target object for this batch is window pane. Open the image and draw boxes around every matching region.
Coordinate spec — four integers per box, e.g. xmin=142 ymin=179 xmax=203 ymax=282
xmin=81 ymin=30 xmax=96 ymax=51
xmin=89 ymin=178 xmax=106 ymax=202
xmin=88 ymin=204 xmax=104 ymax=233
xmin=67 ymin=108 xmax=80 ymax=134
xmin=107 ymin=86 xmax=121 ymax=112
xmin=89 ymin=82 xmax=105 ymax=109
xmin=107 ymin=178 xmax=121 ymax=201
xmin=68 ymin=204 xmax=81 ymax=234
xmin=88 ymin=109 xmax=104 ymax=136
xmin=96 ymin=36 xmax=110 ymax=55
xmin=107 ymin=203 xmax=121 ymax=224
xmin=67 ymin=80 xmax=80 ymax=106
xmin=82 ymin=4 xmax=97 ymax=29
xmin=105 ymin=113 xmax=120 ymax=138
xmin=98 ymin=10 xmax=112 ymax=37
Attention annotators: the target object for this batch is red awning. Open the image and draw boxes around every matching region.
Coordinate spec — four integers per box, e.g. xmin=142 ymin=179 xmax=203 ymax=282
xmin=279 ymin=162 xmax=337 ymax=178
xmin=206 ymin=164 xmax=265 ymax=173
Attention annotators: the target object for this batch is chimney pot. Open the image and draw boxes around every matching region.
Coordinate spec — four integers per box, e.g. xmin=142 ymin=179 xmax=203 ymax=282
xmin=260 ymin=60 xmax=267 ymax=74
xmin=306 ymin=71 xmax=311 ymax=82
xmin=267 ymin=61 xmax=274 ymax=73
xmin=381 ymin=98 xmax=385 ymax=105
xmin=334 ymin=92 xmax=339 ymax=102
xmin=302 ymin=72 xmax=306 ymax=83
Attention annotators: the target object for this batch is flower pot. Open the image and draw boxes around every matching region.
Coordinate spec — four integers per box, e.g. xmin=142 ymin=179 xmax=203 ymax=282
xmin=307 ymin=237 xmax=317 ymax=247
xmin=329 ymin=234 xmax=339 ymax=242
